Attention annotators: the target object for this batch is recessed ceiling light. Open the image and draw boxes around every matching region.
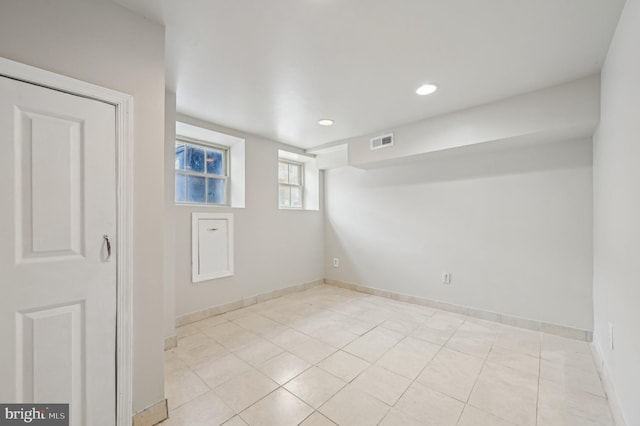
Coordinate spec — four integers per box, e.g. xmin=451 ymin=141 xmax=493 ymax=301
xmin=416 ymin=83 xmax=438 ymax=96
xmin=318 ymin=119 xmax=334 ymax=126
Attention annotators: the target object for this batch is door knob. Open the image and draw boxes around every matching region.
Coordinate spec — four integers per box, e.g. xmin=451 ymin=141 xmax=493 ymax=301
xmin=103 ymin=234 xmax=112 ymax=262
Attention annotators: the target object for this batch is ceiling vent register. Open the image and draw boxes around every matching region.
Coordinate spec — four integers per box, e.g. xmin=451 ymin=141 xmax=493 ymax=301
xmin=370 ymin=133 xmax=394 ymax=150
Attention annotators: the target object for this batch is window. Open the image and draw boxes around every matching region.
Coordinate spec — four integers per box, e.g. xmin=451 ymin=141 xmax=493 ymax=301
xmin=277 ymin=149 xmax=319 ymax=211
xmin=278 ymin=160 xmax=304 ymax=208
xmin=176 ymin=121 xmax=245 ymax=208
xmin=175 ymin=139 xmax=228 ymax=205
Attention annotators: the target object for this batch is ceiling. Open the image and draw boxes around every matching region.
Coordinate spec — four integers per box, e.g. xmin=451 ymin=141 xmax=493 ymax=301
xmin=113 ymin=0 xmax=625 ymax=149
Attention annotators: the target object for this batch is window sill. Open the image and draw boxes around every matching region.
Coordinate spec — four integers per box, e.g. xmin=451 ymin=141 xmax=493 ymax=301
xmin=278 ymin=207 xmax=319 ymax=212
xmin=176 ymin=203 xmax=243 ymax=209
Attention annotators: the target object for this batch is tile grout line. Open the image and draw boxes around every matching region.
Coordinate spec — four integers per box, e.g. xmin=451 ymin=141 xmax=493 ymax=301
xmin=379 ymin=329 xmax=448 ymax=424
xmin=166 ymin=286 xmax=605 ymax=426
xmin=317 ymin=302 xmax=436 ymax=424
xmin=453 ymin=317 xmax=496 ymax=425
xmin=535 ymin=332 xmax=542 ymax=426
xmin=234 ymin=294 xmax=393 ymax=424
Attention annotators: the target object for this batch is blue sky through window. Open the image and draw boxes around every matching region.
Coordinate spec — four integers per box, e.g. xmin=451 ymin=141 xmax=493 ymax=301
xmin=176 ymin=141 xmax=227 ymax=205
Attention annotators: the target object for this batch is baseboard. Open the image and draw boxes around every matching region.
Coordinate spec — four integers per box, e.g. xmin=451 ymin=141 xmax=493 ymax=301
xmin=164 ymin=335 xmax=177 ymax=351
xmin=175 ymin=279 xmax=323 ymax=327
xmin=324 ymin=279 xmax=593 ymax=342
xmin=592 ymin=338 xmax=628 ymax=426
xmin=132 ymin=398 xmax=168 ymax=426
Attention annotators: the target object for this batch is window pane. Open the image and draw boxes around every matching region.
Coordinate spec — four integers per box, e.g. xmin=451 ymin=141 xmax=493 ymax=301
xmin=186 ymin=145 xmax=205 ymax=173
xmin=206 ymin=149 xmax=224 ymax=175
xmin=279 ymin=185 xmax=290 ymax=208
xmin=175 ymin=173 xmax=186 ymax=202
xmin=288 ymin=163 xmax=300 ymax=185
xmin=206 ymin=178 xmax=225 ymax=204
xmin=187 ymin=175 xmax=206 ymax=203
xmin=175 ymin=143 xmax=185 ymax=170
xmin=291 ymin=186 xmax=302 ymax=208
xmin=278 ymin=162 xmax=289 ymax=184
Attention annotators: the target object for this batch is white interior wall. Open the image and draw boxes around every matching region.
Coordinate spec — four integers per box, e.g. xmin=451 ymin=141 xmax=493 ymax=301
xmin=593 ymin=1 xmax=640 ymax=424
xmin=347 ymin=76 xmax=600 ymax=168
xmin=170 ymin=115 xmax=324 ymax=319
xmin=0 ymin=0 xmax=166 ymax=414
xmin=2 ymin=0 xmax=630 ymax=421
xmin=164 ymin=90 xmax=177 ymax=340
xmin=325 ymin=138 xmax=594 ymax=330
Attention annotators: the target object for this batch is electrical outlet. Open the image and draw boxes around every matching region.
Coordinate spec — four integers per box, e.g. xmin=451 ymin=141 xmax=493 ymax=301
xmin=442 ymin=272 xmax=451 ymax=284
xmin=608 ymin=322 xmax=614 ymax=350
xmin=333 ymin=258 xmax=339 ymax=268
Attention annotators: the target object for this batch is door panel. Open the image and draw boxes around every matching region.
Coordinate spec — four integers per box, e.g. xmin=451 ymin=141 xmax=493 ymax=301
xmin=16 ymin=108 xmax=85 ymax=261
xmin=16 ymin=303 xmax=83 ymax=408
xmin=0 ymin=76 xmax=117 ymax=426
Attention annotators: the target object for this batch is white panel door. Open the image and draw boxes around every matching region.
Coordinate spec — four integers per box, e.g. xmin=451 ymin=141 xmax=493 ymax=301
xmin=0 ymin=76 xmax=117 ymax=426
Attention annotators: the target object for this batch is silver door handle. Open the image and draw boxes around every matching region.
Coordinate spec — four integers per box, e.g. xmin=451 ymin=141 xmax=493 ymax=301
xmin=104 ymin=234 xmax=112 ymax=262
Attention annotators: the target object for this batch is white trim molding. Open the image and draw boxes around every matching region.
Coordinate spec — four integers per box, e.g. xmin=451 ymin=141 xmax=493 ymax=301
xmin=0 ymin=57 xmax=134 ymax=425
xmin=132 ymin=398 xmax=168 ymax=426
xmin=164 ymin=336 xmax=177 ymax=351
xmin=324 ymin=279 xmax=593 ymax=342
xmin=176 ymin=279 xmax=323 ymax=327
xmin=591 ymin=338 xmax=628 ymax=426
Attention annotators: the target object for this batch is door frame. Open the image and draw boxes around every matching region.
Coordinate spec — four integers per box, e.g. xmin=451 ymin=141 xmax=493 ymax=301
xmin=0 ymin=57 xmax=134 ymax=425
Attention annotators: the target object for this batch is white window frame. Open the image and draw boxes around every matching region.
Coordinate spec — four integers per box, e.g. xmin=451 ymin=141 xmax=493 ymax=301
xmin=278 ymin=159 xmax=304 ymax=209
xmin=175 ymin=137 xmax=230 ymax=206
xmin=277 ymin=149 xmax=319 ymax=211
xmin=176 ymin=120 xmax=246 ymax=209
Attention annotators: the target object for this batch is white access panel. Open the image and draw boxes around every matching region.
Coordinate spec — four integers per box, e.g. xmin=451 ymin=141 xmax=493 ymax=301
xmin=192 ymin=213 xmax=234 ymax=282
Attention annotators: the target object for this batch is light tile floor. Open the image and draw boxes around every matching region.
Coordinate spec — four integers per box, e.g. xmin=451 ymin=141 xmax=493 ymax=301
xmin=161 ymin=285 xmax=614 ymax=426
